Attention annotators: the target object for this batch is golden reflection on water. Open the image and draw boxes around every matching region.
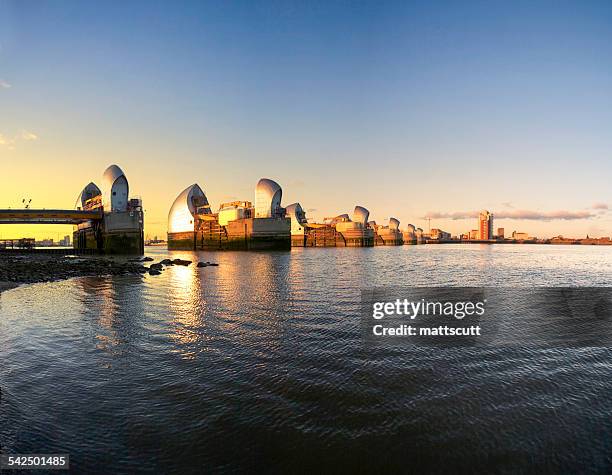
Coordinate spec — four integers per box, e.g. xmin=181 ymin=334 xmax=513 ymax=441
xmin=165 ymin=250 xmax=289 ymax=359
xmin=286 ymin=248 xmax=306 ymax=299
xmin=223 ymin=252 xmax=287 ymax=355
xmin=166 ymin=252 xmax=205 ymax=357
xmin=76 ymin=276 xmax=123 ymax=360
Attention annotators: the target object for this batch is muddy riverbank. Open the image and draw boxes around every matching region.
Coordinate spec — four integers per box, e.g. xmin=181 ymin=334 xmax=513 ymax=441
xmin=0 ymin=254 xmax=150 ymax=292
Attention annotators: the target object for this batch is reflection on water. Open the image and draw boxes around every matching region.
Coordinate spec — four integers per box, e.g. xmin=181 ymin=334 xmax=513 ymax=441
xmin=168 ymin=259 xmax=204 ymax=355
xmin=1 ymin=245 xmax=612 ymax=473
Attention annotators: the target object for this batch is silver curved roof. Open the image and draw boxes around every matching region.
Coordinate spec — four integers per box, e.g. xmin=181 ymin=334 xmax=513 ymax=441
xmin=102 ymin=164 xmax=127 ymax=190
xmin=328 ymin=213 xmax=350 ymax=224
xmin=168 ymin=184 xmax=210 ymax=234
xmin=285 ymin=203 xmax=306 ymax=223
xmin=353 ymin=206 xmax=370 ymax=225
xmin=255 ymin=178 xmax=283 ymax=218
xmin=77 ymin=182 xmax=101 ymax=208
xmin=101 ymin=164 xmax=129 ymax=212
xmin=406 ymin=223 xmax=416 ymax=232
xmin=389 ymin=218 xmax=400 ymax=230
xmin=285 ymin=202 xmax=303 ymax=215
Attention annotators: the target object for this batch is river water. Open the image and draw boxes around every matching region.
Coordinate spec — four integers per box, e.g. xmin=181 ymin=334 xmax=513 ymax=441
xmin=1 ymin=245 xmax=611 ymax=473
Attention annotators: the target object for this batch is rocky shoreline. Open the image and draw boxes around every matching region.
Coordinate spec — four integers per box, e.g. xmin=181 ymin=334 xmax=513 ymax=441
xmin=0 ymin=254 xmax=218 ymax=292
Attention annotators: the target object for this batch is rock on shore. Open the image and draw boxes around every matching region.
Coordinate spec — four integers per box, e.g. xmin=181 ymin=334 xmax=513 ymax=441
xmin=0 ymin=254 xmax=151 ymax=290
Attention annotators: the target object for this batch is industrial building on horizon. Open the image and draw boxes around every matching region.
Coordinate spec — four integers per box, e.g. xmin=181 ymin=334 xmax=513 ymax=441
xmin=478 ymin=210 xmax=494 ymax=240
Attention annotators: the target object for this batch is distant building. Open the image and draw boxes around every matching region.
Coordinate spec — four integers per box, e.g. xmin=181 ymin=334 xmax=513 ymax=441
xmin=497 ymin=227 xmax=504 ymax=239
xmin=512 ymin=231 xmax=530 ymax=240
xmin=469 ymin=229 xmax=479 ymax=240
xmin=478 ymin=210 xmax=493 ymax=240
xmin=580 ymin=236 xmax=612 ymax=245
xmin=429 ymin=228 xmax=451 ymax=240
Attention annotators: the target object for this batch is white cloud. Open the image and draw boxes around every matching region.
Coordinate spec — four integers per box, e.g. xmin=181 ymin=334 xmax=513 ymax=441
xmin=21 ymin=130 xmax=38 ymax=141
xmin=0 ymin=80 xmax=11 ymax=89
xmin=0 ymin=130 xmax=39 ymax=150
xmin=423 ymin=209 xmax=597 ymax=221
xmin=0 ymin=134 xmax=14 ymax=147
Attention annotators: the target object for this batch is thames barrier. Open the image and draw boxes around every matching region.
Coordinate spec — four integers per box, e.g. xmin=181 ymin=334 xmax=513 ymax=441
xmin=0 ymin=164 xmax=144 ymax=255
xmin=166 ymin=178 xmax=406 ymax=250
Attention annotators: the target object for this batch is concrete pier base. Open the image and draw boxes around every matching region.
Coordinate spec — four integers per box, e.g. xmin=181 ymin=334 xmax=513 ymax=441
xmin=375 ymin=230 xmax=404 ymax=246
xmin=169 ymin=217 xmax=291 ymax=251
xmin=74 ymin=210 xmax=144 ymax=255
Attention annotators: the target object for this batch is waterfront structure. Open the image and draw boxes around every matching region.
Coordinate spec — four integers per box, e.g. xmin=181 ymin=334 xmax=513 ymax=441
xmin=324 ymin=214 xmax=350 ymax=224
xmin=512 ymin=231 xmax=530 ymax=241
xmin=429 ymin=228 xmax=451 ymax=241
xmin=578 ymin=236 xmax=612 ymax=245
xmin=478 ymin=210 xmax=494 ymax=240
xmin=102 ymin=165 xmax=129 ymax=212
xmin=293 ymin=206 xmax=376 ymax=247
xmin=255 ymin=179 xmax=283 ymax=218
xmin=497 ymin=227 xmax=505 ymax=239
xmin=415 ymin=227 xmax=424 ymax=243
xmin=167 ymin=178 xmax=291 ymax=251
xmin=73 ymin=165 xmax=144 ymax=254
xmin=218 ymin=201 xmax=252 ymax=226
xmin=374 ymin=217 xmax=403 ymax=245
xmin=550 ymin=235 xmax=577 ymax=244
xmin=286 ymin=203 xmax=308 ymax=246
xmin=77 ymin=182 xmax=102 ymax=209
xmin=403 ymin=224 xmax=417 ymax=244
xmin=334 ymin=206 xmax=375 ymax=246
xmin=167 ymin=184 xmax=211 ymax=249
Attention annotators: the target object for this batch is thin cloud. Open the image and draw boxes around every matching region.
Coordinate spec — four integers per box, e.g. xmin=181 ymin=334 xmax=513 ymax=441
xmin=0 ymin=80 xmax=11 ymax=89
xmin=21 ymin=130 xmax=38 ymax=141
xmin=0 ymin=130 xmax=39 ymax=149
xmin=495 ymin=210 xmax=595 ymax=220
xmin=592 ymin=202 xmax=608 ymax=210
xmin=422 ymin=211 xmax=478 ymax=220
xmin=423 ymin=209 xmax=596 ymax=221
xmin=0 ymin=133 xmax=15 ymax=149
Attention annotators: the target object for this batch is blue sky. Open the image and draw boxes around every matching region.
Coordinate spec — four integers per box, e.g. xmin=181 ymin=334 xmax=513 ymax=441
xmin=1 ymin=0 xmax=612 ymax=238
